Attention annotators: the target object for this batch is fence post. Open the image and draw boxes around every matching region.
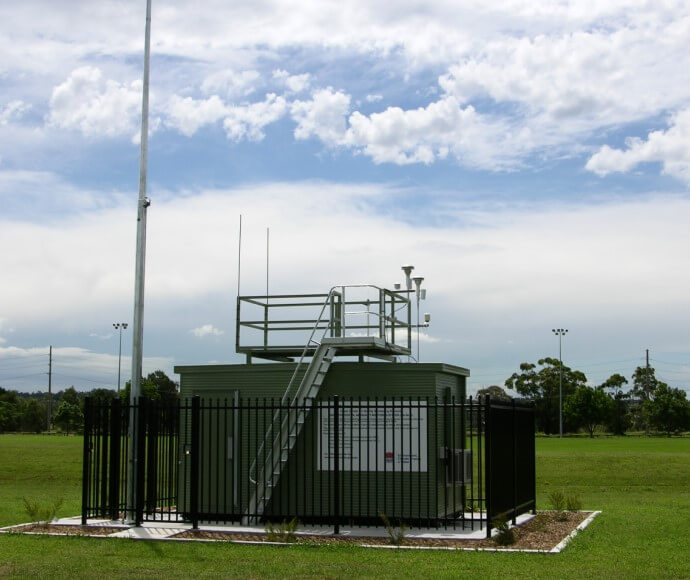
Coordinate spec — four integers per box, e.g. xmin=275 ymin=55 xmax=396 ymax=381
xmin=531 ymin=404 xmax=537 ymax=514
xmin=135 ymin=398 xmax=147 ymax=526
xmin=484 ymin=395 xmax=492 ymax=539
xmin=333 ymin=395 xmax=340 ymax=535
xmin=190 ymin=396 xmax=201 ymax=530
xmin=146 ymin=399 xmax=159 ymax=515
xmin=81 ymin=397 xmax=92 ymax=525
xmin=109 ymin=398 xmax=122 ymax=520
xmin=511 ymin=399 xmax=518 ymax=525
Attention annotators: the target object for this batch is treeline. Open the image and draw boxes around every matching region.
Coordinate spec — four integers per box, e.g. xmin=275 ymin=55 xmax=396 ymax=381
xmin=480 ymin=357 xmax=690 ymax=436
xmin=0 ymin=370 xmax=178 ymax=434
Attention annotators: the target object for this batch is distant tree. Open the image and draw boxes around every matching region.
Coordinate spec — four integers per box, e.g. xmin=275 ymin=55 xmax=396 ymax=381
xmin=476 ymin=385 xmax=512 ymax=402
xmin=120 ymin=378 xmax=159 ymax=403
xmin=88 ymin=388 xmax=118 ymax=400
xmin=0 ymin=388 xmax=21 ymax=432
xmin=644 ymin=384 xmax=690 ymax=435
xmin=631 ymin=366 xmax=659 ymax=402
xmin=505 ymin=358 xmax=587 ymax=434
xmin=146 ymin=370 xmax=179 ymax=403
xmin=630 ymin=366 xmax=668 ymax=433
xmin=599 ymin=374 xmax=630 ymax=435
xmin=21 ymin=398 xmax=47 ymax=433
xmin=53 ymin=400 xmax=84 ymax=434
xmin=121 ymin=371 xmax=179 ymax=404
xmin=59 ymin=386 xmax=82 ymax=408
xmin=564 ymin=385 xmax=613 ymax=437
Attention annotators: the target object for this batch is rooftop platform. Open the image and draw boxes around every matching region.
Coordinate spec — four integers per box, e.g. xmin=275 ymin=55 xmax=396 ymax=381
xmin=236 ymin=286 xmax=415 ymax=362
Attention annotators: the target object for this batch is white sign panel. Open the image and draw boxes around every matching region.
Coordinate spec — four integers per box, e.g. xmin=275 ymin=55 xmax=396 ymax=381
xmin=318 ymin=401 xmax=427 ymax=472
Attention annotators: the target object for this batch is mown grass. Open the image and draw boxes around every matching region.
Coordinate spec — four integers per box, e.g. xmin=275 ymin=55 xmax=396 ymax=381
xmin=1 ymin=434 xmax=688 ymax=578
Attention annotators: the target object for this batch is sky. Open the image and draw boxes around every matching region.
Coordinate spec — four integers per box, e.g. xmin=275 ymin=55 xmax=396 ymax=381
xmin=1 ymin=0 xmax=690 ymax=396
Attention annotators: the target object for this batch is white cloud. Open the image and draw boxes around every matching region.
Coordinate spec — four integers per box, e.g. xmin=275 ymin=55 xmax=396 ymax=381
xmin=586 ymin=108 xmax=690 ymax=184
xmin=291 ymin=88 xmax=351 ymax=145
xmin=201 ymin=69 xmax=261 ymax=98
xmin=191 ymin=324 xmax=225 ymax=338
xmin=365 ymin=94 xmax=383 ymax=103
xmin=47 ymin=66 xmax=142 ymax=138
xmin=0 ymin=100 xmax=30 ymax=126
xmin=166 ymin=95 xmax=228 ymax=137
xmin=345 ymin=96 xmax=520 ymax=168
xmin=89 ymin=333 xmax=113 ymax=340
xmin=166 ymin=92 xmax=288 ymax=141
xmin=223 ymin=93 xmax=287 ymax=141
xmin=273 ymin=69 xmax=311 ymax=94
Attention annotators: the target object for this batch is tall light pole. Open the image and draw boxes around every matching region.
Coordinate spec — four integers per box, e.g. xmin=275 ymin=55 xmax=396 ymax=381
xmin=127 ymin=0 xmax=152 ymax=523
xmin=552 ymin=328 xmax=568 ymax=438
xmin=113 ymin=323 xmax=128 ymax=393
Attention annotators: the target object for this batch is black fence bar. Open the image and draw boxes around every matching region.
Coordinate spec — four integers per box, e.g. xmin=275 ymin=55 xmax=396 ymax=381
xmin=81 ymin=395 xmax=535 ymax=532
xmin=190 ymin=395 xmax=200 ymax=529
xmin=333 ymin=395 xmax=340 ymax=535
xmin=108 ymin=399 xmax=122 ymax=520
xmin=81 ymin=397 xmax=92 ymax=525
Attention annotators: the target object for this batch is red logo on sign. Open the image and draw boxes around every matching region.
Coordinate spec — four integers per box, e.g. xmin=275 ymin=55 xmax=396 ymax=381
xmin=385 ymin=451 xmax=393 ymax=460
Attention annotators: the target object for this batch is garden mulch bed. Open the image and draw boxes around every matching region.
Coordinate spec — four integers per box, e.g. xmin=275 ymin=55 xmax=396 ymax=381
xmin=2 ymin=511 xmax=593 ymax=552
xmin=6 ymin=523 xmax=125 ymax=536
xmin=172 ymin=511 xmax=592 ymax=551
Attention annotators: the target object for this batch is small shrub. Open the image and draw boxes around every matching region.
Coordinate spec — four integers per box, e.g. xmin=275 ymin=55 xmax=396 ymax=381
xmin=548 ymin=490 xmax=567 ymax=511
xmin=22 ymin=497 xmax=64 ymax=527
xmin=565 ymin=494 xmax=582 ymax=511
xmin=380 ymin=512 xmax=408 ymax=546
xmin=548 ymin=490 xmax=582 ymax=521
xmin=265 ymin=517 xmax=299 ymax=543
xmin=492 ymin=515 xmax=516 ymax=546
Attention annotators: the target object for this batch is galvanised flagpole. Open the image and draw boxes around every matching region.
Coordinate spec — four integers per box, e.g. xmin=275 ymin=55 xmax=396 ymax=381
xmin=127 ymin=0 xmax=152 ymax=523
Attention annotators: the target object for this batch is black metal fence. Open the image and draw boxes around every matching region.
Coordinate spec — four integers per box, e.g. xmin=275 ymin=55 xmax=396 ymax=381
xmin=82 ymin=395 xmax=535 ymax=537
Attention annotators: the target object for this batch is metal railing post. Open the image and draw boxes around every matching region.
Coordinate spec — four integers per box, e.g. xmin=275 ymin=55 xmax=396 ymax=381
xmin=135 ymin=398 xmax=147 ymax=526
xmin=81 ymin=397 xmax=92 ymax=525
xmin=333 ymin=396 xmax=340 ymax=535
xmin=109 ymin=398 xmax=122 ymax=520
xmin=484 ymin=395 xmax=492 ymax=539
xmin=190 ymin=396 xmax=201 ymax=529
xmin=511 ymin=399 xmax=518 ymax=525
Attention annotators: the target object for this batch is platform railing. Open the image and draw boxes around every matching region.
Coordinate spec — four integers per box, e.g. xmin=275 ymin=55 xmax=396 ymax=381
xmin=235 ymin=285 xmax=412 ymax=359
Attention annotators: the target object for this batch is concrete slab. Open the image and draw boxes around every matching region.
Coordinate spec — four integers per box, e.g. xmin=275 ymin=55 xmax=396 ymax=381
xmin=3 ymin=511 xmax=599 ymax=553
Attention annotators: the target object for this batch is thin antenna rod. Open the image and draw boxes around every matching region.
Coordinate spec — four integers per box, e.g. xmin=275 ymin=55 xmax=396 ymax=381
xmin=237 ymin=214 xmax=242 ymax=298
xmin=266 ymin=227 xmax=270 ymax=298
xmin=127 ymin=0 xmax=152 ymax=523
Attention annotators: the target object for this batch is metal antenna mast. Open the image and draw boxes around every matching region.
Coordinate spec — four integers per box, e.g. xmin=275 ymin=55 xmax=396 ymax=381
xmin=127 ymin=0 xmax=152 ymax=522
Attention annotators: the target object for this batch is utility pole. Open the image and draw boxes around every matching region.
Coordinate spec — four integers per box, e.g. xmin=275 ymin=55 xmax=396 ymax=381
xmin=127 ymin=0 xmax=152 ymax=523
xmin=47 ymin=345 xmax=52 ymax=432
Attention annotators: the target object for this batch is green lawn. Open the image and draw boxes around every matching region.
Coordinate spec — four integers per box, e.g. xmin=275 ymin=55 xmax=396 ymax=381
xmin=1 ymin=435 xmax=688 ymax=578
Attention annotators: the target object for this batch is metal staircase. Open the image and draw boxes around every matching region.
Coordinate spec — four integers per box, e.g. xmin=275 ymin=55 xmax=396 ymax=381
xmin=245 ymin=343 xmax=337 ymax=522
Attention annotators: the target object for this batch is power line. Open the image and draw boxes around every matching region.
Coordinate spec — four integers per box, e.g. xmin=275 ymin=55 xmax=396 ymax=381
xmin=0 ymin=372 xmax=46 ymax=381
xmin=0 ymin=353 xmax=49 ymax=362
xmin=650 ymin=358 xmax=690 ymax=366
xmin=51 ymin=373 xmax=115 ymax=385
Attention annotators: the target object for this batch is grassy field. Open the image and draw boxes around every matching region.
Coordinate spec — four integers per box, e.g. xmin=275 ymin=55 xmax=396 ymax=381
xmin=1 ymin=435 xmax=688 ymax=578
